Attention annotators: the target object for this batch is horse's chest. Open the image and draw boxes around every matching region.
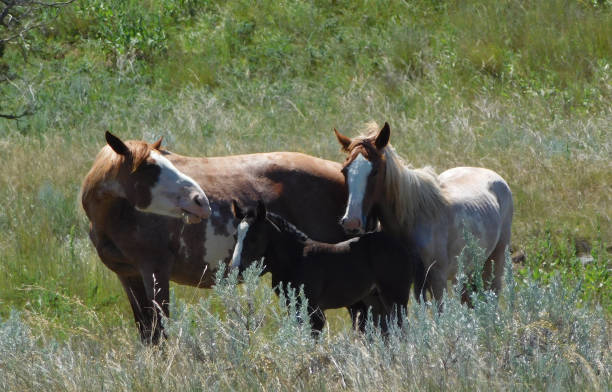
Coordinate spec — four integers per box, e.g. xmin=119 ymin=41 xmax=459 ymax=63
xmin=175 ymin=212 xmax=237 ymax=269
xmin=201 ymin=218 xmax=237 ymax=268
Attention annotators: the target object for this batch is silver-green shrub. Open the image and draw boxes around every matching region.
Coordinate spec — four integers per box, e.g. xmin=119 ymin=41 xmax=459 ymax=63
xmin=0 ymin=254 xmax=610 ymax=391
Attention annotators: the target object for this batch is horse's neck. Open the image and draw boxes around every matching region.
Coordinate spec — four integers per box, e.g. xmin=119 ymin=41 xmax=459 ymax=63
xmin=375 ymin=201 xmax=401 ymax=234
xmin=377 ymin=202 xmax=417 ymax=238
xmin=380 ymin=162 xmax=448 ymax=236
xmin=266 ymin=230 xmax=305 ymax=279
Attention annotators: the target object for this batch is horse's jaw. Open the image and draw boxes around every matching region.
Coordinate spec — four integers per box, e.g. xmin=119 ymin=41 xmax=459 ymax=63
xmin=181 ymin=210 xmax=203 ymax=224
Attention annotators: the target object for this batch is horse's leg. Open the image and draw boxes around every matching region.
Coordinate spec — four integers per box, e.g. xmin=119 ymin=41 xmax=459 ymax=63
xmin=348 ymin=292 xmax=389 ymax=332
xmin=460 ymin=284 xmax=474 ymax=307
xmin=139 ymin=264 xmax=171 ymax=345
xmin=347 ymin=301 xmax=369 ymax=332
xmin=375 ymin=274 xmax=411 ymax=329
xmin=118 ymin=274 xmax=155 ymax=343
xmin=489 ymin=235 xmax=510 ymax=295
xmin=309 ymin=306 xmax=326 ymax=336
xmin=375 ymin=290 xmax=407 ymax=330
xmin=481 ymin=257 xmax=494 ymax=291
xmin=429 ymin=265 xmax=449 ymax=311
xmin=92 ymin=236 xmax=155 ymax=343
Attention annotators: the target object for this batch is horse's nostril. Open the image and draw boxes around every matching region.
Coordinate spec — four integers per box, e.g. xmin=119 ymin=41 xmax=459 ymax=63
xmin=194 ymin=195 xmax=202 ymax=207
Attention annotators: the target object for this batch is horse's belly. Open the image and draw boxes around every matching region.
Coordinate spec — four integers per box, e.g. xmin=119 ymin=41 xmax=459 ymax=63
xmin=315 ymin=281 xmax=375 ymax=310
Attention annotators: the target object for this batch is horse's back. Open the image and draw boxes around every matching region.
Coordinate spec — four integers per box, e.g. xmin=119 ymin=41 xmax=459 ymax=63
xmin=250 ymin=152 xmax=347 ymax=242
xmin=439 ymin=167 xmax=512 ymax=216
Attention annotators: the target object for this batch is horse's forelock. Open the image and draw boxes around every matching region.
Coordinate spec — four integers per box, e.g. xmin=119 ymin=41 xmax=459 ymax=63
xmin=93 ymin=140 xmax=152 ymax=177
xmin=85 ymin=145 xmax=122 ymax=184
xmin=347 ymin=121 xmax=381 ymax=151
xmin=125 ymin=141 xmax=153 ymax=173
xmin=80 ymin=145 xmax=124 ymax=210
xmin=81 ymin=141 xmax=153 ymax=208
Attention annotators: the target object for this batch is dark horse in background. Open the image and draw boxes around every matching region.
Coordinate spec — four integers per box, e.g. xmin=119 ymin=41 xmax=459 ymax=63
xmin=230 ymin=201 xmax=425 ymax=334
xmin=81 ymin=132 xmax=377 ymax=343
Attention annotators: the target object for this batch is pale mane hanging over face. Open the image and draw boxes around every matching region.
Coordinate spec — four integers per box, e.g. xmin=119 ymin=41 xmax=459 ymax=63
xmin=80 ymin=136 xmax=211 ymax=224
xmin=353 ymin=121 xmax=449 ymax=234
xmin=80 ymin=140 xmax=152 ymax=208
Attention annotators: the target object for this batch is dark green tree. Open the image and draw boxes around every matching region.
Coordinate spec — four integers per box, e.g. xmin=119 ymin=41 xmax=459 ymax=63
xmin=1 ymin=0 xmax=73 ymax=119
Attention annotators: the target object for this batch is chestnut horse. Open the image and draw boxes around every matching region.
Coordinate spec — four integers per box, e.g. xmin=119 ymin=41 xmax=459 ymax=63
xmin=334 ymin=122 xmax=513 ymax=303
xmin=82 ymin=132 xmax=374 ymax=343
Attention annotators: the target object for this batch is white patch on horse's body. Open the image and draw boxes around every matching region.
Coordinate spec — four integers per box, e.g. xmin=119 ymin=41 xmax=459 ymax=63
xmin=203 ymin=218 xmax=238 ymax=269
xmin=231 ymin=220 xmax=250 ymax=269
xmin=342 ymin=154 xmax=372 ymax=224
xmin=137 ymin=150 xmax=210 ymax=218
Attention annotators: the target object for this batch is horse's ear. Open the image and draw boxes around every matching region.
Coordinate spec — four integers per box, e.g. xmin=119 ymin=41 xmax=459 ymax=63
xmin=106 ymin=131 xmax=130 ymax=156
xmin=375 ymin=122 xmax=390 ymax=150
xmin=231 ymin=199 xmax=244 ymax=220
xmin=151 ymin=136 xmax=163 ymax=150
xmin=334 ymin=128 xmax=351 ymax=152
xmin=256 ymin=200 xmax=267 ymax=220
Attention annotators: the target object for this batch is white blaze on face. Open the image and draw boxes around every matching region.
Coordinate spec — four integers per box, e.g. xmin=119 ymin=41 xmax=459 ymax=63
xmin=342 ymin=154 xmax=373 ymax=224
xmin=231 ymin=220 xmax=250 ymax=269
xmin=137 ymin=150 xmax=209 ymax=218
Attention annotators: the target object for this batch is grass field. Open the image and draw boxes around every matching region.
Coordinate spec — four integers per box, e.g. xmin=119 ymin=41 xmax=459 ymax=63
xmin=0 ymin=0 xmax=610 ymax=390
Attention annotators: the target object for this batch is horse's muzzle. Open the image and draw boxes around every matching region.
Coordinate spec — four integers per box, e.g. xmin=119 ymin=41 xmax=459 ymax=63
xmin=340 ymin=216 xmax=365 ymax=235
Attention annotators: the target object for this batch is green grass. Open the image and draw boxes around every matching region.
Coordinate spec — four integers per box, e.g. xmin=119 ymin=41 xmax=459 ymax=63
xmin=0 ymin=0 xmax=610 ymax=389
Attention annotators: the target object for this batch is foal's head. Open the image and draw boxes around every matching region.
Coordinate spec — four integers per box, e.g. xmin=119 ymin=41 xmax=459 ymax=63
xmin=230 ymin=200 xmax=274 ymax=272
xmin=334 ymin=122 xmax=390 ymax=235
xmin=101 ymin=131 xmax=211 ymax=223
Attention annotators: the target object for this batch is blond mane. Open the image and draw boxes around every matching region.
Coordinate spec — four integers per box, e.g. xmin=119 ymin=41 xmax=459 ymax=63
xmin=80 ymin=140 xmax=152 ymax=212
xmin=355 ymin=122 xmax=449 ymax=233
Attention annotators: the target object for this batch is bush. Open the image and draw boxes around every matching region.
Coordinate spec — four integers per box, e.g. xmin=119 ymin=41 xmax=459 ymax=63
xmin=0 ymin=257 xmax=610 ymax=391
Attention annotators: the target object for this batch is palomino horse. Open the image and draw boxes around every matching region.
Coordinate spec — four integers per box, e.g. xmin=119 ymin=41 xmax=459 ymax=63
xmin=230 ymin=201 xmax=425 ymax=334
xmin=82 ymin=132 xmax=373 ymax=343
xmin=334 ymin=122 xmax=513 ymax=302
